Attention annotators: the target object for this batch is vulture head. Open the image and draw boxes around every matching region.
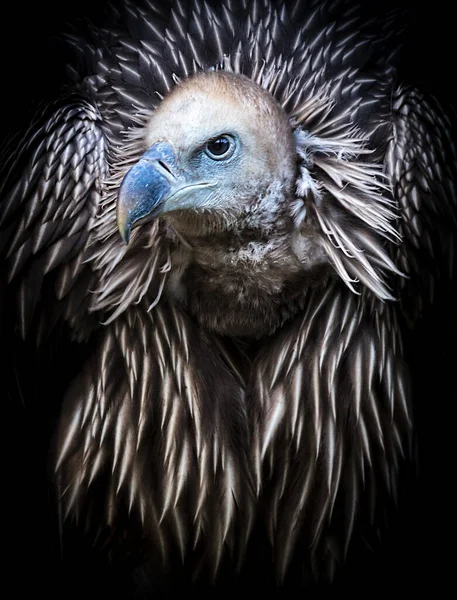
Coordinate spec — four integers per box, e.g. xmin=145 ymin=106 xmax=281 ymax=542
xmin=118 ymin=71 xmax=296 ymax=240
xmin=116 ymin=70 xmax=390 ymax=338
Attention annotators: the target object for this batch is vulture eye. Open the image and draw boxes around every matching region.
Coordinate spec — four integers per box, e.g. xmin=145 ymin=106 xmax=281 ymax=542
xmin=205 ymin=135 xmax=234 ymax=160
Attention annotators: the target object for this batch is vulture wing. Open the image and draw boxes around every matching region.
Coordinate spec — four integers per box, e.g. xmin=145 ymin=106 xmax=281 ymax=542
xmin=386 ymin=87 xmax=457 ymax=321
xmin=0 ymin=98 xmax=107 ymax=341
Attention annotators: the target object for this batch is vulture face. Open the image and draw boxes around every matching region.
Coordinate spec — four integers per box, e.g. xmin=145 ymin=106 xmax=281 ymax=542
xmin=117 ymin=71 xmax=297 ymax=242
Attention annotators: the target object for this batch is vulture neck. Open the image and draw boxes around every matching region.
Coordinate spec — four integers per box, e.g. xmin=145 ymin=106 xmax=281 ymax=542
xmin=163 ymin=211 xmax=320 ymax=339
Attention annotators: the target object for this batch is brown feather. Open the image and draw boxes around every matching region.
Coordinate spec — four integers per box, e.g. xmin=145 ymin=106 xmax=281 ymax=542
xmin=1 ymin=0 xmax=455 ymax=591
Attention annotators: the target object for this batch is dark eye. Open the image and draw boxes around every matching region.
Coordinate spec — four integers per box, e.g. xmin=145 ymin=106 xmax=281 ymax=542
xmin=205 ymin=135 xmax=234 ymax=160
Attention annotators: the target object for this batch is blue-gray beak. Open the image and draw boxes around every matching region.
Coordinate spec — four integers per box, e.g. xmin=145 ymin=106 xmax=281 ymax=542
xmin=117 ymin=142 xmax=177 ymax=244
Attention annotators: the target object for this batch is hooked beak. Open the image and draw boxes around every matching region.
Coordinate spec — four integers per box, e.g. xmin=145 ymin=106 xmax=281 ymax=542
xmin=117 ymin=141 xmax=214 ymax=244
xmin=117 ymin=142 xmax=177 ymax=244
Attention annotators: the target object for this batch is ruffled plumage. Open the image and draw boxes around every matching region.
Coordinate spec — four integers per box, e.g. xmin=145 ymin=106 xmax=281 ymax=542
xmin=1 ymin=0 xmax=455 ymax=592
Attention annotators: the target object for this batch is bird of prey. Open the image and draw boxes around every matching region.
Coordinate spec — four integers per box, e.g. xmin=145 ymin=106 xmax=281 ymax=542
xmin=1 ymin=0 xmax=455 ymax=595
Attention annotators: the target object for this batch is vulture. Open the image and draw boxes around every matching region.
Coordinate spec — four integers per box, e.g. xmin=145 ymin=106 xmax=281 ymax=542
xmin=1 ymin=0 xmax=456 ymax=595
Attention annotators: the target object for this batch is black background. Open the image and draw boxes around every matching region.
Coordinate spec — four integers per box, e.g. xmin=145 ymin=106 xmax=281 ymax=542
xmin=1 ymin=1 xmax=455 ymax=597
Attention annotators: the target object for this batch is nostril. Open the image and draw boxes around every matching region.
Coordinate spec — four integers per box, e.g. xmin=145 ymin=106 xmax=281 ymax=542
xmin=158 ymin=159 xmax=173 ymax=175
xmin=142 ymin=142 xmax=177 ymax=180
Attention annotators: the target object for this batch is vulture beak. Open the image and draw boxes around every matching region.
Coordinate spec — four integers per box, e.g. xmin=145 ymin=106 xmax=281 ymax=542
xmin=117 ymin=141 xmax=215 ymax=244
xmin=117 ymin=142 xmax=177 ymax=244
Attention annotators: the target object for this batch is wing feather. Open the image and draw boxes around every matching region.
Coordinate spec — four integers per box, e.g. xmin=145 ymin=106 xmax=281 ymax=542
xmin=386 ymin=86 xmax=457 ymax=322
xmin=0 ymin=98 xmax=108 ymax=340
xmin=252 ymin=282 xmax=412 ymax=581
xmin=54 ymin=302 xmax=255 ymax=578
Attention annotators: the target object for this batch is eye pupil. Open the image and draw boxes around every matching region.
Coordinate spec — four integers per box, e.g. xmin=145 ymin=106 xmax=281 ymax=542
xmin=206 ymin=136 xmax=232 ymax=159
